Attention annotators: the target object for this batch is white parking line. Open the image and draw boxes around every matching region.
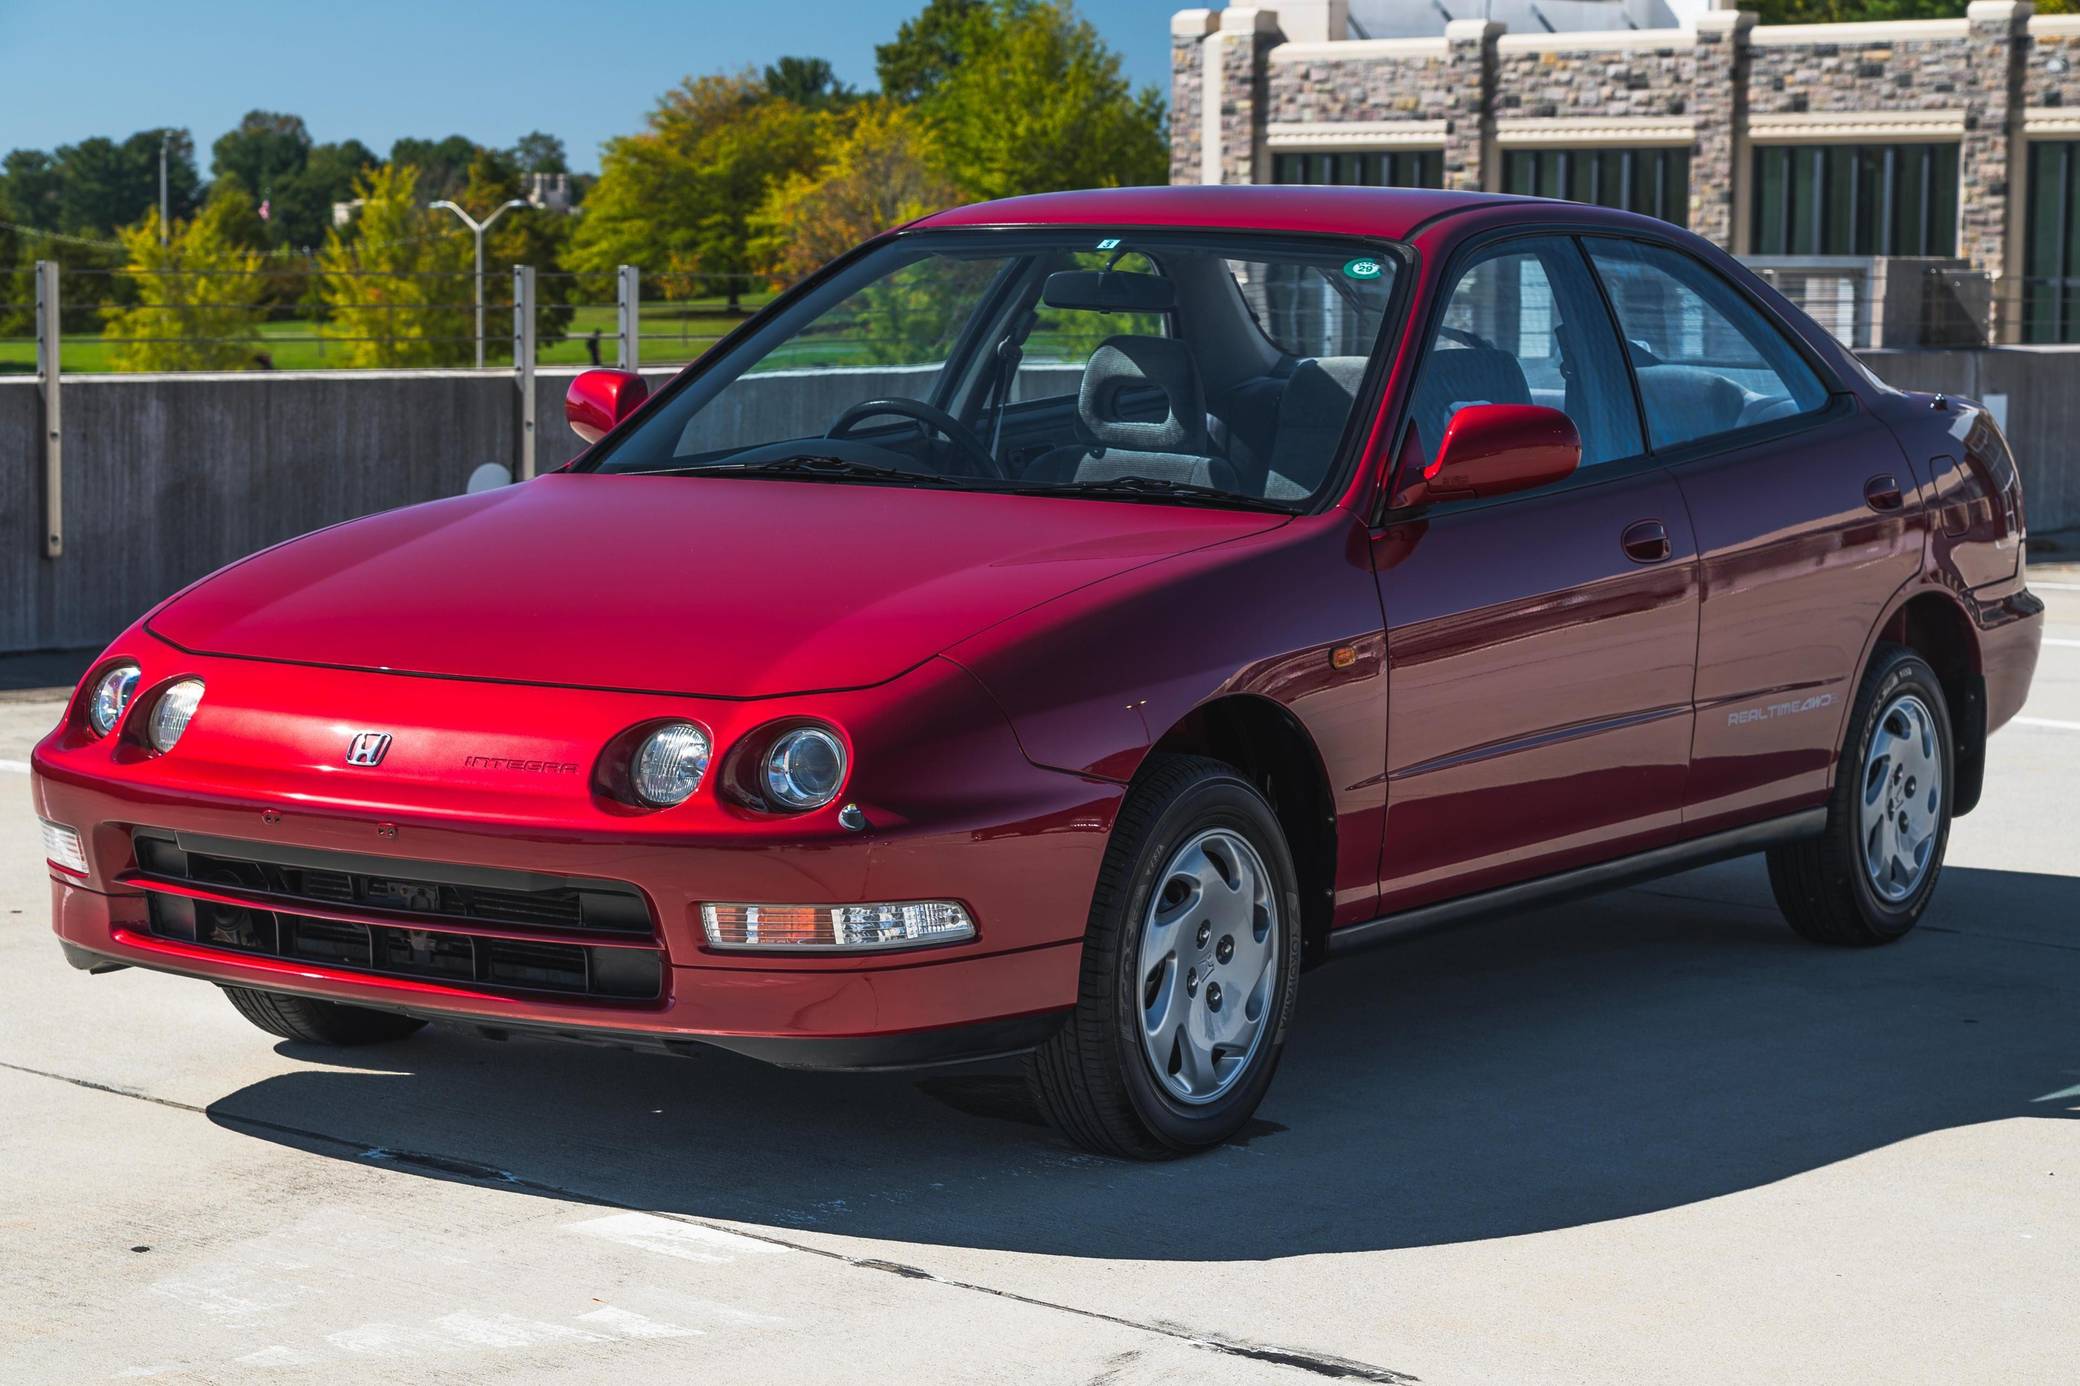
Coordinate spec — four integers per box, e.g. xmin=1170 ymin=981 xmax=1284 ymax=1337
xmin=2034 ymin=581 xmax=2080 ymax=591
xmin=2016 ymin=716 xmax=2080 ymax=732
xmin=0 ymin=758 xmax=30 ymax=774
xmin=2046 ymin=637 xmax=2080 ymax=648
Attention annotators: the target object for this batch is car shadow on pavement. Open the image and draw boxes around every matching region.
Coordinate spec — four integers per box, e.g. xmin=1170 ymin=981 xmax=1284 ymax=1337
xmin=205 ymin=861 xmax=2080 ymax=1260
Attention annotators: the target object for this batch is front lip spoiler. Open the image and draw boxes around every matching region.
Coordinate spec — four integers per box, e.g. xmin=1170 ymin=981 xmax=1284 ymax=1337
xmin=56 ymin=938 xmax=1069 ymax=1072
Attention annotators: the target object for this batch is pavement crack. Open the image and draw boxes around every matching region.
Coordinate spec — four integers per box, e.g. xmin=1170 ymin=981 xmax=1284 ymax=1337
xmin=0 ymin=1057 xmax=1419 ymax=1384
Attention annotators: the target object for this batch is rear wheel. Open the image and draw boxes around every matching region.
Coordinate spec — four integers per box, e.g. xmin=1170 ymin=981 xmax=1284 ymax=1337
xmin=221 ymin=986 xmax=427 ymax=1045
xmin=1026 ymin=755 xmax=1302 ymax=1159
xmin=1767 ymin=645 xmax=1952 ymax=945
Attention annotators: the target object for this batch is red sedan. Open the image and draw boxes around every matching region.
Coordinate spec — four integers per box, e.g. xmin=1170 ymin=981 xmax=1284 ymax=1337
xmin=32 ymin=187 xmax=2043 ymax=1157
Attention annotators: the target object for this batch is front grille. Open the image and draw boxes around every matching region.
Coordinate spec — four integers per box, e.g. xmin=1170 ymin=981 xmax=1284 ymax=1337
xmin=128 ymin=830 xmax=663 ymax=1003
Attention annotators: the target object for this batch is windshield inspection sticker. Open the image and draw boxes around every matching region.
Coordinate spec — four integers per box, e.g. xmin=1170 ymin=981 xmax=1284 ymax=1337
xmin=1343 ymin=257 xmax=1383 ymax=280
xmin=1096 ymin=237 xmax=1122 ymax=250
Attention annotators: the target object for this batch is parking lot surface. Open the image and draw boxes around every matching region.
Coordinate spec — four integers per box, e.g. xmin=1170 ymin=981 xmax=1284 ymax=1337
xmin=3 ymin=575 xmax=2076 ymax=1385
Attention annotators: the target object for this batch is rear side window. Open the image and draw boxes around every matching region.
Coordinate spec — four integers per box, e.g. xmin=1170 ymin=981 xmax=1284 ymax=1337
xmin=1584 ymin=239 xmax=1830 ymax=450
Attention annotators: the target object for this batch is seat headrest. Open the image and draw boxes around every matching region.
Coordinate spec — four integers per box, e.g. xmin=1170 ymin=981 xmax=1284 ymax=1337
xmin=1079 ymin=335 xmax=1207 ymax=453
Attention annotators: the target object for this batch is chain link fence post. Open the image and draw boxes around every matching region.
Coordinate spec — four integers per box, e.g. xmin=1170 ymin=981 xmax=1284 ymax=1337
xmin=616 ymin=264 xmax=640 ymax=372
xmin=513 ymin=265 xmax=537 ymax=482
xmin=35 ymin=260 xmax=62 ymax=558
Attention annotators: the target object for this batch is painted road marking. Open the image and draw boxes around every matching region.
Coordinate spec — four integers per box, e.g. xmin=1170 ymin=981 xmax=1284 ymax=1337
xmin=2031 ymin=580 xmax=2080 ymax=591
xmin=0 ymin=758 xmax=30 ymax=774
xmin=563 ymin=1211 xmax=788 ymax=1264
xmin=2044 ymin=637 xmax=2080 ymax=648
xmin=2016 ymin=716 xmax=2080 ymax=732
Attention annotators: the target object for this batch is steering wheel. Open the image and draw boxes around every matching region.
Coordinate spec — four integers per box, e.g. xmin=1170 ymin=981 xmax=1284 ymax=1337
xmin=826 ymin=397 xmax=1008 ymax=479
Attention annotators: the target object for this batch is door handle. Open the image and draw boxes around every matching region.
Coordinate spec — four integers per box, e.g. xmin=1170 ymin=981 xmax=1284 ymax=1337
xmin=1864 ymin=473 xmax=1904 ymax=512
xmin=1621 ymin=518 xmax=1672 ymax=564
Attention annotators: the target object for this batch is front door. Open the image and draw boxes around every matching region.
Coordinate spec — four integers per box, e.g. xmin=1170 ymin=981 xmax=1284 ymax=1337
xmin=1374 ymin=236 xmax=1700 ymax=913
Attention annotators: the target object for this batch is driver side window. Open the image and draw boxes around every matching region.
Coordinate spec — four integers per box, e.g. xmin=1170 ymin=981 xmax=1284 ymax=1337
xmin=1410 ymin=238 xmax=1642 ymax=471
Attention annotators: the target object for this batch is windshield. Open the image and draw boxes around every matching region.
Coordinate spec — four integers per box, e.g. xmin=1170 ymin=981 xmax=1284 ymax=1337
xmin=585 ymin=229 xmax=1403 ymax=510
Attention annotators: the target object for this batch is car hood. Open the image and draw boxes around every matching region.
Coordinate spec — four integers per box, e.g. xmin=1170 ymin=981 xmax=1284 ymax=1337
xmin=147 ymin=473 xmax=1285 ymax=699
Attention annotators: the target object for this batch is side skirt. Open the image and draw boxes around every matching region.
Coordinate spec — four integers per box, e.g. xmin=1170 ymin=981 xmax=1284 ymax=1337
xmin=1326 ymin=809 xmax=1826 ymax=957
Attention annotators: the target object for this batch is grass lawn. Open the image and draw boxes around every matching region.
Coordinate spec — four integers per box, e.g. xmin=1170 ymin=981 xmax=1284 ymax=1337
xmin=0 ymin=294 xmax=773 ymax=375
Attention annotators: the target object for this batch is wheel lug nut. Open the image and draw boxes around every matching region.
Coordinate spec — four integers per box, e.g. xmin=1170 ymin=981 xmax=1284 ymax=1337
xmin=1216 ymin=936 xmax=1234 ymax=964
xmin=1195 ymin=922 xmax=1210 ymax=947
xmin=1185 ymin=968 xmax=1198 ymax=996
xmin=1206 ymin=982 xmax=1222 ymax=1009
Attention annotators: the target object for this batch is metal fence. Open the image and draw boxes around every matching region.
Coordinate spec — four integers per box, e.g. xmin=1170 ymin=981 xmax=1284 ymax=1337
xmin=0 ymin=261 xmax=773 ymax=378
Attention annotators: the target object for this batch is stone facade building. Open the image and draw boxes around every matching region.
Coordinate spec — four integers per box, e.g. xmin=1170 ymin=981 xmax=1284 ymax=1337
xmin=1171 ymin=2 xmax=2080 ymax=341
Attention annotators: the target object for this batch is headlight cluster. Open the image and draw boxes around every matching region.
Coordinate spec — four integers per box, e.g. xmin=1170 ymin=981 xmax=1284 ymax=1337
xmin=612 ymin=718 xmax=849 ymax=815
xmin=82 ymin=663 xmax=205 ymax=752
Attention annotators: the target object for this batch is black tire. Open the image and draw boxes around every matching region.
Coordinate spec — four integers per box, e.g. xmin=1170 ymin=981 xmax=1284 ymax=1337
xmin=221 ymin=986 xmax=427 ymax=1045
xmin=1767 ymin=645 xmax=1953 ymax=946
xmin=1026 ymin=755 xmax=1303 ymax=1159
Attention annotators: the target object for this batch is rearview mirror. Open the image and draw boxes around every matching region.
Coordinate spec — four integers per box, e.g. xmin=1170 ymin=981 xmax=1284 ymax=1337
xmin=1389 ymin=404 xmax=1580 ymax=508
xmin=1040 ymin=269 xmax=1177 ymax=313
xmin=566 ymin=369 xmax=649 ymax=444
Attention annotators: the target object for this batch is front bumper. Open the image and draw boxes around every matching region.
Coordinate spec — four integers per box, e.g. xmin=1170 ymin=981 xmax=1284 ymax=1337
xmin=33 ymin=636 xmax=1118 ymax=1068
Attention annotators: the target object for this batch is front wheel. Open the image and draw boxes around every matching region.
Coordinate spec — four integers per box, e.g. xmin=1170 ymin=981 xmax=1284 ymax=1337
xmin=1026 ymin=755 xmax=1302 ymax=1159
xmin=222 ymin=986 xmax=427 ymax=1045
xmin=1767 ymin=645 xmax=1953 ymax=945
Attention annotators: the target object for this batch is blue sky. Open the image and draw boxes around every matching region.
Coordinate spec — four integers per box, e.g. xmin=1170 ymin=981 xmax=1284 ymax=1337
xmin=0 ymin=0 xmax=1189 ymax=171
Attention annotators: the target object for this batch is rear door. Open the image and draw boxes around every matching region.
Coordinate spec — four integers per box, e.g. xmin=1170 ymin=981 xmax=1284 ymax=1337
xmin=1580 ymin=237 xmax=1921 ymax=832
xmin=1374 ymin=235 xmax=1700 ymax=912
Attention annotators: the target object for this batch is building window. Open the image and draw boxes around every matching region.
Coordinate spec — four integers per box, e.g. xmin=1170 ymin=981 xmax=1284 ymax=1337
xmin=1750 ymin=144 xmax=1958 ymax=257
xmin=2025 ymin=140 xmax=2080 ymax=343
xmin=1501 ymin=147 xmax=1690 ymax=228
xmin=1270 ymin=150 xmax=1445 ymax=188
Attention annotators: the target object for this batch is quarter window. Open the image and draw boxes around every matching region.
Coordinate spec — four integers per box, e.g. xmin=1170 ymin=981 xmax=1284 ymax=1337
xmin=1408 ymin=238 xmax=1643 ymax=472
xmin=1585 ymin=239 xmax=1830 ymax=451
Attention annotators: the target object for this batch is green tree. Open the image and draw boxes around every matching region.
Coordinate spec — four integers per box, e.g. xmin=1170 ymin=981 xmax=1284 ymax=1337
xmin=316 ymin=162 xmax=473 ymax=367
xmin=509 ymin=131 xmax=569 ymax=175
xmin=389 ymin=134 xmax=479 ymax=203
xmin=569 ymin=72 xmax=820 ymax=311
xmin=905 ymin=1 xmax=1166 ymax=201
xmin=100 ymin=191 xmax=270 ymax=371
xmin=764 ymin=55 xmax=858 ymax=110
xmin=751 ymin=101 xmax=956 ymax=282
xmin=876 ymin=0 xmax=987 ymax=103
xmin=1750 ymin=0 xmax=1981 ymax=18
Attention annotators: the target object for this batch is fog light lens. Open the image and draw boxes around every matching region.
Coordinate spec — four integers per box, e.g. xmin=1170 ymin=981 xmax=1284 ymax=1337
xmin=148 ymin=679 xmax=205 ymax=752
xmin=87 ymin=664 xmax=140 ymax=737
xmin=701 ymin=901 xmax=975 ymax=951
xmin=632 ymin=721 xmax=711 ymax=806
xmin=40 ymin=819 xmax=89 ymax=876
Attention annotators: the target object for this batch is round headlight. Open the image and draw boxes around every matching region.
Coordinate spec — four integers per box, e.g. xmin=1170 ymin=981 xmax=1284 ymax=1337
xmin=763 ymin=727 xmax=846 ymax=811
xmin=87 ymin=664 xmax=141 ymax=737
xmin=632 ymin=722 xmax=711 ymax=807
xmin=147 ymin=679 xmax=205 ymax=752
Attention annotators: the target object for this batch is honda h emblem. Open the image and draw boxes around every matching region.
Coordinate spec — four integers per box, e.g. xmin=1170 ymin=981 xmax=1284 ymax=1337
xmin=345 ymin=731 xmax=392 ymax=767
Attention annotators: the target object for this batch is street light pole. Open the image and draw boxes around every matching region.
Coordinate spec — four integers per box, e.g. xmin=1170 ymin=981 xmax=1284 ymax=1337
xmin=429 ymin=198 xmax=528 ymax=368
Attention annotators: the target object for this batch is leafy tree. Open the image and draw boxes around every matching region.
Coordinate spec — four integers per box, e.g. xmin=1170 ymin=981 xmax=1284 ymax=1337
xmin=389 ymin=134 xmax=478 ymax=204
xmin=509 ymin=131 xmax=569 ymax=175
xmin=1749 ymin=0 xmax=2009 ymax=18
xmin=569 ymin=72 xmax=820 ymax=311
xmin=764 ymin=56 xmax=858 ymax=110
xmin=458 ymin=150 xmax=577 ymax=357
xmin=315 ymin=162 xmax=473 ymax=367
xmin=211 ymin=111 xmax=311 ymax=225
xmin=751 ymin=101 xmax=956 ymax=282
xmin=876 ymin=0 xmax=987 ymax=103
xmin=915 ymin=1 xmax=1166 ymax=202
xmin=100 ymin=190 xmax=269 ymax=371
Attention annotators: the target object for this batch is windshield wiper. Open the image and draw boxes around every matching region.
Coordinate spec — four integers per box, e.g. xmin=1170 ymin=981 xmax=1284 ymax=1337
xmin=1032 ymin=474 xmax=1295 ymax=512
xmin=638 ymin=454 xmax=975 ymax=486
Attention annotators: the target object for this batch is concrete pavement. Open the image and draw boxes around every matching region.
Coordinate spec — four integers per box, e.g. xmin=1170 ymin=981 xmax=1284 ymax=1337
xmin=3 ymin=577 xmax=2076 ymax=1385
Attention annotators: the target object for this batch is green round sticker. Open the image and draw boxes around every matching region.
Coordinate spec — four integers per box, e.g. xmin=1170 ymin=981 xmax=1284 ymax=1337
xmin=1342 ymin=257 xmax=1383 ymax=281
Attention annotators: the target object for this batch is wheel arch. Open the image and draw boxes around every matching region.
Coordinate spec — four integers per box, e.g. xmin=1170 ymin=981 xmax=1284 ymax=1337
xmin=1145 ymin=694 xmax=1338 ymax=965
xmin=1873 ymin=588 xmax=1986 ymax=815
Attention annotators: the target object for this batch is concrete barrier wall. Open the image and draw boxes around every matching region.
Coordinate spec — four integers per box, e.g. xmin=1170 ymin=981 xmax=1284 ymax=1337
xmin=1 ymin=353 xmax=2072 ymax=655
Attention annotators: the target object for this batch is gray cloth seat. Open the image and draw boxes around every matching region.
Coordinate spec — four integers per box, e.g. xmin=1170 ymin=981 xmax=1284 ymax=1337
xmin=1258 ymin=356 xmax=1366 ymax=500
xmin=1024 ymin=335 xmax=1238 ymax=491
xmin=1635 ymin=363 xmax=1747 ymax=442
xmin=1406 ymin=345 xmax=1532 ymax=458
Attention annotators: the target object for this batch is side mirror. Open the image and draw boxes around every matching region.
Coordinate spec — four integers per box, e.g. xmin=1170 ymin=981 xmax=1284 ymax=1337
xmin=566 ymin=369 xmax=649 ymax=444
xmin=1389 ymin=403 xmax=1580 ymax=509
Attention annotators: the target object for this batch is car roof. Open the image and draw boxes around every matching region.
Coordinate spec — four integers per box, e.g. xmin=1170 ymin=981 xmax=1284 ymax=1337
xmin=909 ymin=185 xmax=1534 ymax=241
